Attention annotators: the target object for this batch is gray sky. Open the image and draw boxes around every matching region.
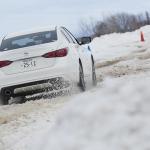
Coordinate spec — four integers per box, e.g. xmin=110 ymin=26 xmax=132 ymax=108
xmin=0 ymin=0 xmax=150 ymax=36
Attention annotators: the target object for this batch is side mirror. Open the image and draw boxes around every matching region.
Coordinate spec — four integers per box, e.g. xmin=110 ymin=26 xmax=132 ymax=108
xmin=79 ymin=37 xmax=91 ymax=45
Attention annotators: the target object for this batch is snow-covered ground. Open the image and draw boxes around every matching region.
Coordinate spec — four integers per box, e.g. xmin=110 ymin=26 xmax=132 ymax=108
xmin=30 ymin=75 xmax=150 ymax=150
xmin=1 ymin=25 xmax=150 ymax=150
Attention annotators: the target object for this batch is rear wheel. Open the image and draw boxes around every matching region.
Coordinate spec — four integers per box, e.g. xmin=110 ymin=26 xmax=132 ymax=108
xmin=79 ymin=63 xmax=86 ymax=91
xmin=0 ymin=95 xmax=9 ymax=105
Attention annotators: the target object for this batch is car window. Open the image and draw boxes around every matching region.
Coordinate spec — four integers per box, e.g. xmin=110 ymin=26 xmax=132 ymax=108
xmin=60 ymin=30 xmax=71 ymax=43
xmin=63 ymin=28 xmax=78 ymax=44
xmin=0 ymin=30 xmax=57 ymax=51
xmin=61 ymin=29 xmax=74 ymax=43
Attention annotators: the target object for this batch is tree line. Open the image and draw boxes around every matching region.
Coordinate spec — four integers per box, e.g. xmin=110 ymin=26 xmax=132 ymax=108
xmin=79 ymin=11 xmax=150 ymax=38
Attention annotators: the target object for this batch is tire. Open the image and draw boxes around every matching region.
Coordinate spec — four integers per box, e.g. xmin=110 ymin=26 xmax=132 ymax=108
xmin=79 ymin=63 xmax=86 ymax=91
xmin=92 ymin=58 xmax=97 ymax=86
xmin=0 ymin=95 xmax=9 ymax=105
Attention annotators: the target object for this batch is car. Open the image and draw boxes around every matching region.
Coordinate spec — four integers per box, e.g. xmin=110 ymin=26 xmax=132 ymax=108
xmin=0 ymin=26 xmax=97 ymax=105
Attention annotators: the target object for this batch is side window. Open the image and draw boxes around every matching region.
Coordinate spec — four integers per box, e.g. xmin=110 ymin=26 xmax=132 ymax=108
xmin=61 ymin=30 xmax=70 ymax=43
xmin=61 ymin=29 xmax=74 ymax=43
xmin=63 ymin=28 xmax=78 ymax=44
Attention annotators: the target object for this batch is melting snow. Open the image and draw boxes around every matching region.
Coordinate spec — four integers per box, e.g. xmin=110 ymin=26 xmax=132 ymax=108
xmin=1 ymin=25 xmax=150 ymax=150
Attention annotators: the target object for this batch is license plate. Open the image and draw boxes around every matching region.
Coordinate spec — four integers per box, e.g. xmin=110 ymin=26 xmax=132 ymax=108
xmin=22 ymin=58 xmax=36 ymax=68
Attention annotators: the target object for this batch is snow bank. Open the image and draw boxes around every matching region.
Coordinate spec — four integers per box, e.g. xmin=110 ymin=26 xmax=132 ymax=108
xmin=30 ymin=74 xmax=150 ymax=150
xmin=91 ymin=25 xmax=150 ymax=62
xmin=0 ymin=97 xmax=69 ymax=150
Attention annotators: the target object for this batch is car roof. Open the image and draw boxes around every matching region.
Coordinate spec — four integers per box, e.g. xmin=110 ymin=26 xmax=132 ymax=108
xmin=4 ymin=26 xmax=57 ymax=39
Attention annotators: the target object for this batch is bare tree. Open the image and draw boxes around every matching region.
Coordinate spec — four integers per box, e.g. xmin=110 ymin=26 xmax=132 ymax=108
xmin=145 ymin=11 xmax=150 ymax=25
xmin=78 ymin=18 xmax=97 ymax=37
xmin=78 ymin=12 xmax=150 ymax=38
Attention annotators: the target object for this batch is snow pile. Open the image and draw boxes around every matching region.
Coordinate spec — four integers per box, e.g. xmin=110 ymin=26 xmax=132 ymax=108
xmin=31 ymin=75 xmax=150 ymax=150
xmin=91 ymin=25 xmax=150 ymax=62
xmin=0 ymin=98 xmax=69 ymax=150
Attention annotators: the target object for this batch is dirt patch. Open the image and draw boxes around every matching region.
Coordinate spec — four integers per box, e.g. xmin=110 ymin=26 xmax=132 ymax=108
xmin=96 ymin=48 xmax=150 ymax=69
xmin=96 ymin=49 xmax=150 ymax=79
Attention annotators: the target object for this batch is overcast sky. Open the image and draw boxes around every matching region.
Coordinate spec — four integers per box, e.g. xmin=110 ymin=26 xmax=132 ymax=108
xmin=0 ymin=0 xmax=150 ymax=36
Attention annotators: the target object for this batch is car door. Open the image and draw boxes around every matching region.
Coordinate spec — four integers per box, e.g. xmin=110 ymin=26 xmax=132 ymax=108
xmin=59 ymin=28 xmax=79 ymax=78
xmin=63 ymin=28 xmax=92 ymax=78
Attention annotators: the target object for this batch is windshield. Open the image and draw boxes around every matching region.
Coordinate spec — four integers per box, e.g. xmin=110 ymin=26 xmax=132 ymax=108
xmin=0 ymin=30 xmax=57 ymax=51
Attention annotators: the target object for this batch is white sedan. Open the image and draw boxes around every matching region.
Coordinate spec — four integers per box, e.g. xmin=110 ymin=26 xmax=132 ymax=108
xmin=0 ymin=26 xmax=97 ymax=105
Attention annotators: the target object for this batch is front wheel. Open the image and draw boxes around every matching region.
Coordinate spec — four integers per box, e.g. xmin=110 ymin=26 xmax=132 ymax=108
xmin=0 ymin=95 xmax=9 ymax=105
xmin=92 ymin=59 xmax=97 ymax=86
xmin=79 ymin=63 xmax=86 ymax=91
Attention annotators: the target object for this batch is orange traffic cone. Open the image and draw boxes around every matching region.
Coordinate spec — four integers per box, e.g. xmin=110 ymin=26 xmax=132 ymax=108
xmin=140 ymin=31 xmax=145 ymax=42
